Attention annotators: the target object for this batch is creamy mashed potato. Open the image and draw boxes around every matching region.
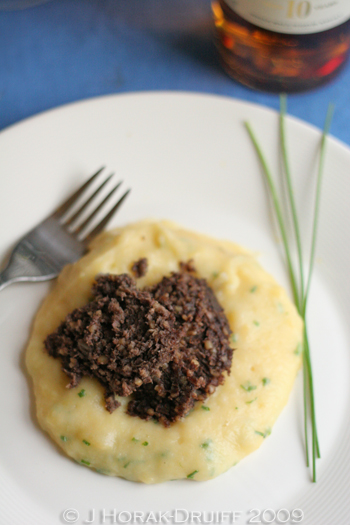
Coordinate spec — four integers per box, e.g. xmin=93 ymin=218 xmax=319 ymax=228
xmin=26 ymin=220 xmax=302 ymax=483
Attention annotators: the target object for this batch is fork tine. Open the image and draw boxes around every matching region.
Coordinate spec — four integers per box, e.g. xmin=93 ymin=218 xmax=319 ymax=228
xmin=72 ymin=181 xmax=123 ymax=236
xmin=52 ymin=167 xmax=105 ymax=219
xmin=82 ymin=189 xmax=130 ymax=244
xmin=64 ymin=173 xmax=114 ymax=227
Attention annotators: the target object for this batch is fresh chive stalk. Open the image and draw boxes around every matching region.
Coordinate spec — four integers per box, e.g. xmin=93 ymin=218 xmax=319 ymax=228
xmin=280 ymin=98 xmax=333 ymax=475
xmin=245 ymin=99 xmax=333 ymax=482
xmin=280 ymin=95 xmax=311 ymax=470
xmin=279 ymin=94 xmax=305 ymax=311
xmin=303 ymin=102 xmax=334 ymax=314
xmin=244 ymin=122 xmax=299 ymax=307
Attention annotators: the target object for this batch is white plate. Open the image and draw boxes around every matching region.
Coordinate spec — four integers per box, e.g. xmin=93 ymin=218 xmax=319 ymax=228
xmin=0 ymin=92 xmax=349 ymax=525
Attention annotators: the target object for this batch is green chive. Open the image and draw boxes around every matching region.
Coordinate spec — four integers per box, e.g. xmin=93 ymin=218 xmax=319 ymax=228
xmin=294 ymin=343 xmax=302 ymax=356
xmin=303 ymin=103 xmax=334 ymax=315
xmin=245 ymin=120 xmax=299 ymax=305
xmin=212 ymin=271 xmax=219 ymax=278
xmin=246 ymin=398 xmax=257 ymax=404
xmin=253 ymin=320 xmax=260 ymax=326
xmin=142 ymin=441 xmax=149 ymax=446
xmin=124 ymin=461 xmax=131 ymax=468
xmin=230 ymin=333 xmax=238 ymax=343
xmin=301 ymin=107 xmax=333 ymax=476
xmin=240 ymin=382 xmax=257 ymax=392
xmin=245 ymin=97 xmax=333 ymax=483
xmin=131 ymin=437 xmax=139 ymax=443
xmin=262 ymin=378 xmax=270 ymax=386
xmin=78 ymin=389 xmax=86 ymax=398
xmin=281 ymin=96 xmax=332 ymax=476
xmin=255 ymin=428 xmax=271 ymax=438
xmin=280 ymin=94 xmax=305 ymax=311
xmin=187 ymin=470 xmax=199 ymax=479
xmin=60 ymin=435 xmax=67 ymax=442
xmin=81 ymin=459 xmax=90 ymax=466
xmin=201 ymin=405 xmax=210 ymax=411
xmin=82 ymin=439 xmax=90 ymax=446
xmin=250 ymin=285 xmax=258 ymax=293
xmin=200 ymin=440 xmax=212 ymax=449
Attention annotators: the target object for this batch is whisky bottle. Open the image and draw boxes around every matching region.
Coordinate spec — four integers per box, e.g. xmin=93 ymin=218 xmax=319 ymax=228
xmin=212 ymin=0 xmax=350 ymax=92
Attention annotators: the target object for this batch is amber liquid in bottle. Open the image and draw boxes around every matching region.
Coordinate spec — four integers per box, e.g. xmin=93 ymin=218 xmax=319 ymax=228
xmin=212 ymin=0 xmax=350 ymax=92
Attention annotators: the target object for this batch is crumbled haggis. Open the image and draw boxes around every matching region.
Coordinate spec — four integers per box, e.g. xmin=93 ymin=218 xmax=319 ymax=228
xmin=45 ymin=273 xmax=178 ymax=409
xmin=131 ymin=258 xmax=148 ymax=278
xmin=128 ymin=269 xmax=233 ymax=425
xmin=178 ymin=260 xmax=196 ymax=273
xmin=45 ymin=261 xmax=233 ymax=426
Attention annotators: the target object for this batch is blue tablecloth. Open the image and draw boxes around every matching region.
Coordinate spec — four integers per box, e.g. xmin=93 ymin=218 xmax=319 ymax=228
xmin=1 ymin=0 xmax=350 ymax=145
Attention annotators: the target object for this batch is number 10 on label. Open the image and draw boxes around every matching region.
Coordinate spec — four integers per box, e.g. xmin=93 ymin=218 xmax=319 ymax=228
xmin=287 ymin=1 xmax=311 ymax=18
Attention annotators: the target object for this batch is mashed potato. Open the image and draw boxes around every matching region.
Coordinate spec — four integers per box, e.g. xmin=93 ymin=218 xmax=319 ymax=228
xmin=26 ymin=220 xmax=302 ymax=483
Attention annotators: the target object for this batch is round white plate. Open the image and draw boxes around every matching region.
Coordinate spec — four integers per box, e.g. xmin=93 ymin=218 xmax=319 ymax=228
xmin=0 ymin=92 xmax=349 ymax=525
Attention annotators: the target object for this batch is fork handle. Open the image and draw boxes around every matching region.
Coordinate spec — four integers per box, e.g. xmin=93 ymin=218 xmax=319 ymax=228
xmin=0 ymin=248 xmax=55 ymax=292
xmin=0 ymin=265 xmax=52 ymax=292
xmin=0 ymin=260 xmax=28 ymax=291
xmin=0 ymin=266 xmax=18 ymax=291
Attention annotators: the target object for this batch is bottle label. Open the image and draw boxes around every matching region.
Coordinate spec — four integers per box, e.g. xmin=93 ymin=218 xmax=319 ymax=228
xmin=223 ymin=0 xmax=350 ymax=34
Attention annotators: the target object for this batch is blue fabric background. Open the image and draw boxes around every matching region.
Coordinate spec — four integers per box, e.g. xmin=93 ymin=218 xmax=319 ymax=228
xmin=1 ymin=0 xmax=350 ymax=144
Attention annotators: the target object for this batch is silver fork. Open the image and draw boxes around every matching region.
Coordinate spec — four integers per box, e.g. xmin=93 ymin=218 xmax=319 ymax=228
xmin=0 ymin=167 xmax=130 ymax=292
